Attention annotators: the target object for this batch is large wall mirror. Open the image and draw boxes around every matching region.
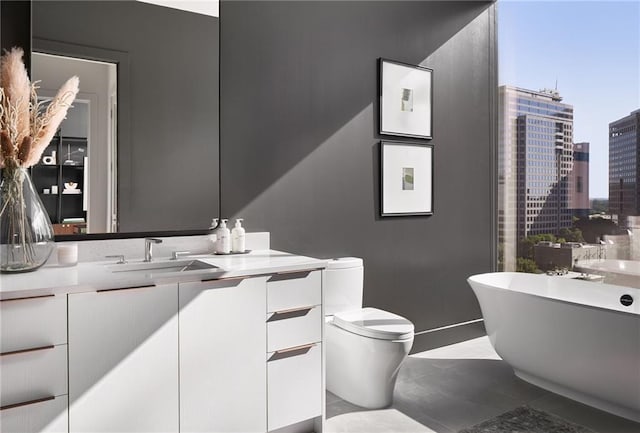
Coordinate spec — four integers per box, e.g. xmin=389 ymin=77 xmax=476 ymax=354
xmin=28 ymin=0 xmax=220 ymax=237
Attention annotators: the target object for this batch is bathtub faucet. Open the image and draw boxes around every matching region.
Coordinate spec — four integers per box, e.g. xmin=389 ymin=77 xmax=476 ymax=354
xmin=546 ymin=267 xmax=568 ymax=276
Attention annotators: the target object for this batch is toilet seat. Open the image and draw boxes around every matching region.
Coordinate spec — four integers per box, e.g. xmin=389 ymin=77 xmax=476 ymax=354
xmin=332 ymin=307 xmax=414 ymax=340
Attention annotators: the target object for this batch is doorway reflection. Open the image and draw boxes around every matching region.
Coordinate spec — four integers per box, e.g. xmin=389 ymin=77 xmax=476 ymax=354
xmin=32 ymin=52 xmax=117 ymax=235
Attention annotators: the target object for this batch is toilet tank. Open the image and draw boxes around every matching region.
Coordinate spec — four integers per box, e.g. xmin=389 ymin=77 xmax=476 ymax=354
xmin=324 ymin=257 xmax=364 ymax=316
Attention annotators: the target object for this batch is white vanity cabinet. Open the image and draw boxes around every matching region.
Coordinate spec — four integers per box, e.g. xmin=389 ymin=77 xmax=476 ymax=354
xmin=179 ymin=276 xmax=268 ymax=432
xmin=0 ymin=295 xmax=69 ymax=433
xmin=67 ymin=283 xmax=179 ymax=433
xmin=1 ymin=253 xmax=326 ymax=433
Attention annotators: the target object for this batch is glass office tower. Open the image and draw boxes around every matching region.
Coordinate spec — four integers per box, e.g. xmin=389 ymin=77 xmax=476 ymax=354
xmin=609 ymin=109 xmax=640 ymax=222
xmin=499 ymin=86 xmax=575 ymax=269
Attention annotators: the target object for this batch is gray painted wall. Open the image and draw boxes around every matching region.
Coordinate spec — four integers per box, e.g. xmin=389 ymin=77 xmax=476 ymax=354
xmin=221 ymin=1 xmax=496 ymax=350
xmin=32 ymin=0 xmax=219 ymax=232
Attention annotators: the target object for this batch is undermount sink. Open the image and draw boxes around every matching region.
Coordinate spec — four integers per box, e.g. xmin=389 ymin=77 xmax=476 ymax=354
xmin=107 ymin=259 xmax=218 ymax=275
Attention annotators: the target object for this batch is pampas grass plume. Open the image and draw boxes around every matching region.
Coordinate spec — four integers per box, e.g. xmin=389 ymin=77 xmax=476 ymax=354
xmin=0 ymin=47 xmax=31 ymax=142
xmin=0 ymin=48 xmax=78 ymax=168
xmin=1 ymin=131 xmax=14 ymax=167
xmin=17 ymin=135 xmax=32 ymax=165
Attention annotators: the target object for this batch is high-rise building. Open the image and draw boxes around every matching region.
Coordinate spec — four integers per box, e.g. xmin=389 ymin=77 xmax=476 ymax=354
xmin=609 ymin=109 xmax=640 ymax=221
xmin=570 ymin=142 xmax=590 ymax=218
xmin=499 ymin=86 xmax=575 ymax=269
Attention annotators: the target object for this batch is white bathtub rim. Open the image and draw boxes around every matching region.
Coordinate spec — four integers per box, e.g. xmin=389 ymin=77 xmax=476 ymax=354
xmin=476 ymin=284 xmax=638 ymax=319
xmin=467 ymin=273 xmax=639 ymax=316
xmin=514 ymin=369 xmax=640 ymax=424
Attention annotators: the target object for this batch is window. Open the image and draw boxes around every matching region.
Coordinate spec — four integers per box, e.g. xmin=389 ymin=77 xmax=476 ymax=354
xmin=498 ymin=0 xmax=639 ymax=273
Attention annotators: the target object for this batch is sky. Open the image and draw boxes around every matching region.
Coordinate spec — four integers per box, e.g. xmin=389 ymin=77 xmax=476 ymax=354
xmin=498 ymin=0 xmax=640 ymax=199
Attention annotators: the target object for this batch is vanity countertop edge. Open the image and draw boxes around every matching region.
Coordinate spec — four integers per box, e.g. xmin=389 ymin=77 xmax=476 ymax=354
xmin=0 ymin=249 xmax=328 ymax=300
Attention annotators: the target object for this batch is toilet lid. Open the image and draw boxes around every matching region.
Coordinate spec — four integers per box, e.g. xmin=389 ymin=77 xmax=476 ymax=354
xmin=332 ymin=307 xmax=414 ymax=340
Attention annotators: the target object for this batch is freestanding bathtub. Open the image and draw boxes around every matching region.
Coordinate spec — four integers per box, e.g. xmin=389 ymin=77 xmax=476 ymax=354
xmin=575 ymin=259 xmax=640 ymax=289
xmin=467 ymin=272 xmax=640 ymax=422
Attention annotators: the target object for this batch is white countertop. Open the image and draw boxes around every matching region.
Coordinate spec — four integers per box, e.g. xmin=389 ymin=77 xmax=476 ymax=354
xmin=0 ymin=250 xmax=327 ymax=300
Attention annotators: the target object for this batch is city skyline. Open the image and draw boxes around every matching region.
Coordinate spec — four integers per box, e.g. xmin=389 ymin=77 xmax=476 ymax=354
xmin=498 ymin=0 xmax=640 ymax=199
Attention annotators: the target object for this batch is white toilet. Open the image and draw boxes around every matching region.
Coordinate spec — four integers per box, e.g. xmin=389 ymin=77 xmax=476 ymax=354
xmin=325 ymin=257 xmax=414 ymax=409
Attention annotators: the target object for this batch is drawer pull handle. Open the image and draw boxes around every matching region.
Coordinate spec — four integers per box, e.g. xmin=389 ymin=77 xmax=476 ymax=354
xmin=0 ymin=345 xmax=55 ymax=357
xmin=97 ymin=284 xmax=156 ymax=293
xmin=268 ymin=343 xmax=316 ymax=361
xmin=1 ymin=396 xmax=55 ymax=411
xmin=277 ymin=268 xmax=323 ymax=275
xmin=0 ymin=294 xmax=55 ymax=302
xmin=201 ymin=276 xmax=246 ymax=283
xmin=268 ymin=270 xmax=315 ymax=282
xmin=267 ymin=306 xmax=314 ymax=322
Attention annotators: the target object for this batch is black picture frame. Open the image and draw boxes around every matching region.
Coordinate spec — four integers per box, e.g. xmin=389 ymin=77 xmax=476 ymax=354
xmin=379 ymin=58 xmax=434 ymax=140
xmin=380 ymin=141 xmax=434 ymax=217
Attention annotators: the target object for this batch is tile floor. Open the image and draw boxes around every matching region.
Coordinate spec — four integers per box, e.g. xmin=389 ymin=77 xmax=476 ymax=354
xmin=325 ymin=337 xmax=640 ymax=433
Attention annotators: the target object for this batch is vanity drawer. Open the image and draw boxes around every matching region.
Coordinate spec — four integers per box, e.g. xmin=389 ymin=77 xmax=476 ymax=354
xmin=0 ymin=295 xmax=67 ymax=354
xmin=267 ymin=343 xmax=322 ymax=431
xmin=267 ymin=305 xmax=322 ymax=353
xmin=0 ymin=395 xmax=68 ymax=433
xmin=267 ymin=270 xmax=321 ymax=313
xmin=0 ymin=345 xmax=68 ymax=407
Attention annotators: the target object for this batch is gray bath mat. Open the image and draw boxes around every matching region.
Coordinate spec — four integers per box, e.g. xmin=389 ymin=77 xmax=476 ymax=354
xmin=458 ymin=406 xmax=595 ymax=433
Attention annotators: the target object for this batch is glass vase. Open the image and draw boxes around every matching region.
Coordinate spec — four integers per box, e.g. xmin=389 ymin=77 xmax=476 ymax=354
xmin=0 ymin=167 xmax=55 ymax=273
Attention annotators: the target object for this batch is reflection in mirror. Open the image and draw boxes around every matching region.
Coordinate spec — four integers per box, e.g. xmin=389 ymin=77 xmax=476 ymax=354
xmin=32 ymin=53 xmax=118 ymax=235
xmin=31 ymin=0 xmax=220 ymax=237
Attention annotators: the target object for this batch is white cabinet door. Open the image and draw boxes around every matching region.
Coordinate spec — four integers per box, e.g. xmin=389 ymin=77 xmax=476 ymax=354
xmin=179 ymin=277 xmax=267 ymax=433
xmin=68 ymin=284 xmax=179 ymax=433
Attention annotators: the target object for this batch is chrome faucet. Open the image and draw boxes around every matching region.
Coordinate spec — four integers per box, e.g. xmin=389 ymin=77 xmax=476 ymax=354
xmin=144 ymin=238 xmax=163 ymax=262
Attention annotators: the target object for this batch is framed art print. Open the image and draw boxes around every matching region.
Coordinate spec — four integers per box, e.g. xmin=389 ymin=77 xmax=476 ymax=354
xmin=379 ymin=59 xmax=433 ymax=139
xmin=381 ymin=141 xmax=433 ymax=216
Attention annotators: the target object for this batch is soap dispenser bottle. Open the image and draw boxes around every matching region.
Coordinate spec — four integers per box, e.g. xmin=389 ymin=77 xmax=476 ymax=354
xmin=208 ymin=218 xmax=218 ymax=253
xmin=215 ymin=219 xmax=231 ymax=254
xmin=231 ymin=218 xmax=246 ymax=253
